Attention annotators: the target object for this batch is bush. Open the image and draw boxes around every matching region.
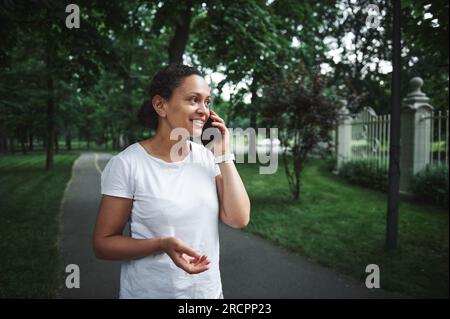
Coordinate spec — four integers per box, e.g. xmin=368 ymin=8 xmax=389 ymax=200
xmin=339 ymin=159 xmax=388 ymax=192
xmin=323 ymin=155 xmax=337 ymax=172
xmin=410 ymin=164 xmax=449 ymax=208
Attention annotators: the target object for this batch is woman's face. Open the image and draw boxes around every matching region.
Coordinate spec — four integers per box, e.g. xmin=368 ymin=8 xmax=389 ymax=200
xmin=163 ymin=74 xmax=212 ymax=138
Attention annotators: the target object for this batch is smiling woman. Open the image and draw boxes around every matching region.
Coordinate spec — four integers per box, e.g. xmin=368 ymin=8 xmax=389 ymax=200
xmin=93 ymin=64 xmax=250 ymax=299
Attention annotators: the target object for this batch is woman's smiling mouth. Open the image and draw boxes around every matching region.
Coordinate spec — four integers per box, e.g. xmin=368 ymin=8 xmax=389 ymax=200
xmin=191 ymin=119 xmax=205 ymax=128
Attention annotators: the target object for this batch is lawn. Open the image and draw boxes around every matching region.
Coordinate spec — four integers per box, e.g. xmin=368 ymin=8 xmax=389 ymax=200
xmin=237 ymin=157 xmax=449 ymax=298
xmin=0 ymin=150 xmax=447 ymax=298
xmin=0 ymin=152 xmax=79 ymax=298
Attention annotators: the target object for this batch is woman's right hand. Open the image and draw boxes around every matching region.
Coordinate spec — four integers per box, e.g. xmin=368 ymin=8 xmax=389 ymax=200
xmin=161 ymin=237 xmax=210 ymax=274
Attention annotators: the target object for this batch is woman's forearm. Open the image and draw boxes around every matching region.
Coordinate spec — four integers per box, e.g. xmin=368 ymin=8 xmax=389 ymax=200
xmin=94 ymin=235 xmax=166 ymax=261
xmin=218 ymin=161 xmax=251 ymax=228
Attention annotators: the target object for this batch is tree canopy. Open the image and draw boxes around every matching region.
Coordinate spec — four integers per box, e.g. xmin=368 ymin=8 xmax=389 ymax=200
xmin=0 ymin=0 xmax=447 ymax=175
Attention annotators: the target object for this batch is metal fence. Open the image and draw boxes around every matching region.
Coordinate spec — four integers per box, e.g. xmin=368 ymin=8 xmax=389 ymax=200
xmin=335 ymin=77 xmax=448 ymax=192
xmin=428 ymin=110 xmax=449 ymax=167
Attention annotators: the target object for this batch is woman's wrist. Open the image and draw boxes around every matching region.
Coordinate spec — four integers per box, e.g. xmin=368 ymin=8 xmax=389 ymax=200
xmin=158 ymin=236 xmax=170 ymax=253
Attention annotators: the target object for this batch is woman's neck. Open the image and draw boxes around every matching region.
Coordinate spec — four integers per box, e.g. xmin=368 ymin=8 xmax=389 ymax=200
xmin=151 ymin=136 xmax=185 ymax=153
xmin=146 ymin=130 xmax=191 ymax=159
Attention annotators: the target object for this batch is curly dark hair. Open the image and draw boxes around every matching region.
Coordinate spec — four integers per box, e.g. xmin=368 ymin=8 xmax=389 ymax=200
xmin=137 ymin=64 xmax=204 ymax=130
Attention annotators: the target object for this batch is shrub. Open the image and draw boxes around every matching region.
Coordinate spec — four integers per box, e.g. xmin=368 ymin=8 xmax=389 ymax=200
xmin=323 ymin=155 xmax=337 ymax=172
xmin=339 ymin=159 xmax=388 ymax=192
xmin=410 ymin=164 xmax=449 ymax=208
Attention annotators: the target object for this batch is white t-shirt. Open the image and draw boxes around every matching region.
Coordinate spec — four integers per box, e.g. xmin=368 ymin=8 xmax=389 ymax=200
xmin=100 ymin=140 xmax=223 ymax=299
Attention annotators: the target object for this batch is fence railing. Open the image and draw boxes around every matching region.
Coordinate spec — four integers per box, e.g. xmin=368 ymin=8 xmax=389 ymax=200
xmin=335 ymin=77 xmax=448 ymax=193
xmin=348 ymin=107 xmax=391 ymax=170
xmin=427 ymin=110 xmax=449 ymax=167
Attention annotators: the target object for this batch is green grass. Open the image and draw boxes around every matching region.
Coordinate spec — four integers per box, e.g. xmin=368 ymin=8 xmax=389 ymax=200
xmin=0 ymin=152 xmax=79 ymax=298
xmin=0 ymin=150 xmax=447 ymax=298
xmin=16 ymin=140 xmax=115 ymax=153
xmin=238 ymin=157 xmax=449 ymax=298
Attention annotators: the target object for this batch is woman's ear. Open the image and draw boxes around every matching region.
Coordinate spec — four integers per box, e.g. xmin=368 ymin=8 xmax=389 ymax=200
xmin=152 ymin=95 xmax=167 ymax=118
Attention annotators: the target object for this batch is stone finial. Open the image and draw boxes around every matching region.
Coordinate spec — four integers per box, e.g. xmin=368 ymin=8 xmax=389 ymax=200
xmin=407 ymin=77 xmax=425 ymax=97
xmin=338 ymin=99 xmax=350 ymax=116
xmin=403 ymin=76 xmax=431 ymax=108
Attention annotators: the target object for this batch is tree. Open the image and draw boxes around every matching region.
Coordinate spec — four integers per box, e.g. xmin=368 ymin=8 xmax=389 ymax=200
xmin=401 ymin=0 xmax=449 ymax=110
xmin=150 ymin=0 xmax=198 ymax=64
xmin=319 ymin=0 xmax=448 ymax=113
xmin=260 ymin=68 xmax=340 ymax=200
xmin=0 ymin=0 xmax=121 ymax=165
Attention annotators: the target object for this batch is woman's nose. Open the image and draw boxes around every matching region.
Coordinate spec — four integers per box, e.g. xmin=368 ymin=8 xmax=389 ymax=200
xmin=197 ymin=102 xmax=208 ymax=114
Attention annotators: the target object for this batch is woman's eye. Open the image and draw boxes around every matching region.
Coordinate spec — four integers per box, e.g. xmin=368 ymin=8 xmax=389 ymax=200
xmin=190 ymin=97 xmax=210 ymax=107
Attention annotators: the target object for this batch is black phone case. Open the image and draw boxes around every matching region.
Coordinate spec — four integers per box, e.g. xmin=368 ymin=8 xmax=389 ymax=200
xmin=201 ymin=116 xmax=220 ymax=146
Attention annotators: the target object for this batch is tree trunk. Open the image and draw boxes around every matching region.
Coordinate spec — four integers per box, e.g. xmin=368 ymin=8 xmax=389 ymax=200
xmin=248 ymin=77 xmax=259 ymax=160
xmin=293 ymin=160 xmax=302 ymax=201
xmin=112 ymin=136 xmax=118 ymax=150
xmin=122 ymin=16 xmax=135 ymax=147
xmin=28 ymin=133 xmax=33 ymax=151
xmin=0 ymin=129 xmax=7 ymax=154
xmin=104 ymin=133 xmax=108 ymax=150
xmin=54 ymin=133 xmax=59 ymax=154
xmin=293 ymin=183 xmax=300 ymax=200
xmin=65 ymin=128 xmax=72 ymax=151
xmin=46 ymin=80 xmax=55 ymax=170
xmin=0 ymin=136 xmax=7 ymax=154
xmin=124 ymin=72 xmax=134 ymax=147
xmin=21 ymin=138 xmax=27 ymax=155
xmin=294 ymin=172 xmax=301 ymax=200
xmin=9 ymin=137 xmax=15 ymax=154
xmin=168 ymin=1 xmax=193 ymax=63
xmin=45 ymin=25 xmax=55 ymax=170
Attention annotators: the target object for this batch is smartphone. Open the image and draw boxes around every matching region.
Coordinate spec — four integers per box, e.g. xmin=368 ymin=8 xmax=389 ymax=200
xmin=201 ymin=115 xmax=221 ymax=147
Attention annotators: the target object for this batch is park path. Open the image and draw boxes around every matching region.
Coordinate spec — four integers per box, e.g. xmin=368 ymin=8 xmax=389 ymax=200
xmin=58 ymin=152 xmax=404 ymax=299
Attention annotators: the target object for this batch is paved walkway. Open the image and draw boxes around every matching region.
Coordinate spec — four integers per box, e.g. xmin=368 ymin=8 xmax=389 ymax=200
xmin=58 ymin=152 xmax=404 ymax=299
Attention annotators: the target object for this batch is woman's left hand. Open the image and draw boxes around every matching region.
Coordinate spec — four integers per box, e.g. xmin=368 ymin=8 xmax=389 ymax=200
xmin=209 ymin=110 xmax=231 ymax=156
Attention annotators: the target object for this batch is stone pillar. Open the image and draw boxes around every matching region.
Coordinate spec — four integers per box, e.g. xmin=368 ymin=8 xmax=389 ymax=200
xmin=400 ymin=77 xmax=434 ymax=192
xmin=336 ymin=105 xmax=352 ymax=171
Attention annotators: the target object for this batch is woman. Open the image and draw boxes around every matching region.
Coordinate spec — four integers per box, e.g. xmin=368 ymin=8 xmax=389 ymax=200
xmin=93 ymin=64 xmax=251 ymax=299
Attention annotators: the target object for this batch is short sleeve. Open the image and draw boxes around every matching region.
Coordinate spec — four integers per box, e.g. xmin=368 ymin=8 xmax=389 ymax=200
xmin=101 ymin=155 xmax=134 ymax=199
xmin=214 ymin=162 xmax=221 ymax=177
xmin=205 ymin=148 xmax=221 ymax=177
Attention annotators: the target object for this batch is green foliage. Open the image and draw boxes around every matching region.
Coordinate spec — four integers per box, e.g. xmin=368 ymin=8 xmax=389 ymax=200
xmin=260 ymin=68 xmax=340 ymax=200
xmin=0 ymin=153 xmax=79 ymax=297
xmin=411 ymin=164 xmax=449 ymax=208
xmin=0 ymin=0 xmax=448 ymax=155
xmin=323 ymin=154 xmax=337 ymax=172
xmin=339 ymin=159 xmax=389 ymax=192
xmin=335 ymin=160 xmax=448 ymax=209
xmin=402 ymin=0 xmax=449 ymax=111
xmin=240 ymin=158 xmax=449 ymax=298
